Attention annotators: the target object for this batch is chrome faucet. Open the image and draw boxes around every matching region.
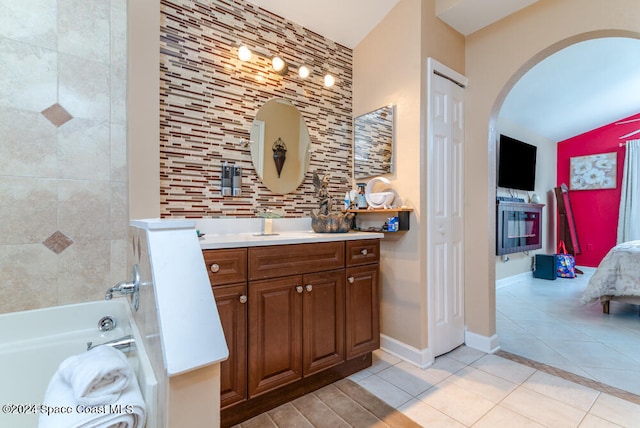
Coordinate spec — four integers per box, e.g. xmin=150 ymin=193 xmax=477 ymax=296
xmin=105 ymin=265 xmax=140 ymax=311
xmin=87 ymin=334 xmax=135 ymax=354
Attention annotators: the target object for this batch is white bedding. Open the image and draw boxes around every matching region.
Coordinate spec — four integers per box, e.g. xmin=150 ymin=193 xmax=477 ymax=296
xmin=581 ymin=240 xmax=640 ymax=304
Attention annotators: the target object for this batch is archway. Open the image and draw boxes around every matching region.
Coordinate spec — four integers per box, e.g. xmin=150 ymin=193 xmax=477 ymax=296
xmin=487 ymin=31 xmax=640 ymax=390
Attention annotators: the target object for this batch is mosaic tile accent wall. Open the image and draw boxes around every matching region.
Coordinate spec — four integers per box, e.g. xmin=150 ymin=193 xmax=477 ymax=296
xmin=0 ymin=0 xmax=128 ymax=313
xmin=160 ymin=0 xmax=353 ymax=218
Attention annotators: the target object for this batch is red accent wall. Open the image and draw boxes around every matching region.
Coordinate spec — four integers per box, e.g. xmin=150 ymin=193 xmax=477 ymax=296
xmin=557 ymin=112 xmax=640 ymax=267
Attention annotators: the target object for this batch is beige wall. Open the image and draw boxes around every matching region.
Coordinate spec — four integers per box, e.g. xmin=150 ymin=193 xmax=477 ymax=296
xmin=354 ymin=0 xmax=464 ymax=351
xmin=495 ymin=118 xmax=556 ymax=280
xmin=465 ymin=0 xmax=640 ymax=337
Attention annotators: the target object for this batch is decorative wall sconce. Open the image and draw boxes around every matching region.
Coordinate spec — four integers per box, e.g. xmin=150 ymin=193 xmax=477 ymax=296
xmin=272 ymin=138 xmax=287 ymax=178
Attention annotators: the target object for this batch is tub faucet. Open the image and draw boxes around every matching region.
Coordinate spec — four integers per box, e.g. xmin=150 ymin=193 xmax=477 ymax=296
xmin=105 ymin=265 xmax=140 ymax=311
xmin=87 ymin=334 xmax=135 ymax=354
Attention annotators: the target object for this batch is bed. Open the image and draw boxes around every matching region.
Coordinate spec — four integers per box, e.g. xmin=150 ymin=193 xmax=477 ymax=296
xmin=580 ymin=240 xmax=640 ymax=313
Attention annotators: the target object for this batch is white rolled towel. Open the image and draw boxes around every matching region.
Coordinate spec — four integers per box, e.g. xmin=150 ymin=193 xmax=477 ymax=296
xmin=58 ymin=345 xmax=133 ymax=406
xmin=39 ymin=371 xmax=146 ymax=428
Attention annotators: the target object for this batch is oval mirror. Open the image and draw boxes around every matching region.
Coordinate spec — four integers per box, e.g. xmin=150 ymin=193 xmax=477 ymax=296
xmin=250 ymin=98 xmax=311 ymax=194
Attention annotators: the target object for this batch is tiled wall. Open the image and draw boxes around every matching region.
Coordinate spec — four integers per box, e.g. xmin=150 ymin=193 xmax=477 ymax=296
xmin=0 ymin=0 xmax=128 ymax=313
xmin=160 ymin=0 xmax=354 ymax=218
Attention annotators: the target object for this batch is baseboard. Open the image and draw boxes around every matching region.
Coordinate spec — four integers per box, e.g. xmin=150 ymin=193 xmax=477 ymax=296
xmin=464 ymin=330 xmax=500 ymax=354
xmin=495 ymin=271 xmax=532 ymax=289
xmin=380 ymin=334 xmax=434 ymax=369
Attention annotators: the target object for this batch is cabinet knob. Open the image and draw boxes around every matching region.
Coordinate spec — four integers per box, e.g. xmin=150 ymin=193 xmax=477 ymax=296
xmin=210 ymin=263 xmax=220 ymax=273
xmin=348 ymin=276 xmax=355 ymax=284
xmin=239 ymin=295 xmax=247 ymax=304
xmin=360 ymin=248 xmax=368 ymax=255
xmin=305 ymin=284 xmax=313 ymax=292
xmin=296 ymin=285 xmax=303 ymax=294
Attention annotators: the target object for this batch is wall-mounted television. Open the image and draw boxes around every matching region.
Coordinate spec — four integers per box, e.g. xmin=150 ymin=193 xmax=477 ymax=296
xmin=497 ymin=135 xmax=537 ymax=191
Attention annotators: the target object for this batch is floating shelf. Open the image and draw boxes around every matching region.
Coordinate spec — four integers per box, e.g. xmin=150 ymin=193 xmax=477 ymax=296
xmin=345 ymin=208 xmax=413 ymax=232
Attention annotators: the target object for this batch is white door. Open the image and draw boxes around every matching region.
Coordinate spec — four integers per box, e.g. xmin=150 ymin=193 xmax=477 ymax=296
xmin=427 ymin=60 xmax=466 ymax=357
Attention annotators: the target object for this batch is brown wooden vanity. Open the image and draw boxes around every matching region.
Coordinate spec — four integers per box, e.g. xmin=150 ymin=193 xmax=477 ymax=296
xmin=203 ymin=238 xmax=380 ymax=427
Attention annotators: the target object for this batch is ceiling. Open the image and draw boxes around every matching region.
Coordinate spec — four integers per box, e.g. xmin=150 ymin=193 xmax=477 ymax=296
xmin=501 ymin=37 xmax=640 ymax=142
xmin=245 ymin=0 xmax=400 ymax=49
xmin=245 ymin=1 xmax=640 ymax=142
xmin=436 ymin=0 xmax=539 ymax=36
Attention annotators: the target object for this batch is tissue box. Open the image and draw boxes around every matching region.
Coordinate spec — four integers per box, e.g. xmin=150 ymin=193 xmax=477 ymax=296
xmin=387 ymin=217 xmax=399 ymax=232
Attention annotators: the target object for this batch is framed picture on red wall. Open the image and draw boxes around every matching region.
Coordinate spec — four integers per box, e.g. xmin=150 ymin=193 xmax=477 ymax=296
xmin=569 ymin=152 xmax=617 ymax=190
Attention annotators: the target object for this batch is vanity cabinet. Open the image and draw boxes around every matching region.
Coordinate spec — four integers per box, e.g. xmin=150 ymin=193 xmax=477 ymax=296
xmin=211 ymin=283 xmax=247 ymax=409
xmin=204 ymin=248 xmax=248 ymax=410
xmin=248 ymin=269 xmax=345 ymax=397
xmin=247 ymin=241 xmax=346 ymax=397
xmin=205 ymin=239 xmax=380 ymax=427
xmin=345 ymin=240 xmax=380 ymax=359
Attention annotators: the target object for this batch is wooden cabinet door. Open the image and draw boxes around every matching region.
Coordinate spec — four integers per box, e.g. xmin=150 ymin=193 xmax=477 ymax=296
xmin=248 ymin=276 xmax=303 ymax=398
xmin=345 ymin=265 xmax=380 ymax=359
xmin=302 ymin=270 xmax=345 ymax=376
xmin=212 ymin=283 xmax=247 ymax=409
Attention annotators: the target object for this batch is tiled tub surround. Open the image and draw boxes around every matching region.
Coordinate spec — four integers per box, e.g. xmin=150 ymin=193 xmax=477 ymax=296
xmin=160 ymin=0 xmax=353 ymax=218
xmin=0 ymin=0 xmax=128 ymax=313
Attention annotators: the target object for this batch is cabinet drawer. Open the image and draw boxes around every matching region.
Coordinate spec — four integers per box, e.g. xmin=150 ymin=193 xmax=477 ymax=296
xmin=346 ymin=239 xmax=380 ymax=266
xmin=249 ymin=242 xmax=344 ymax=280
xmin=203 ymin=248 xmax=247 ymax=286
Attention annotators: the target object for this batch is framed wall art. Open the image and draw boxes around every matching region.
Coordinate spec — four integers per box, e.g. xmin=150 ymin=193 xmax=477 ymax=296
xmin=569 ymin=152 xmax=617 ymax=190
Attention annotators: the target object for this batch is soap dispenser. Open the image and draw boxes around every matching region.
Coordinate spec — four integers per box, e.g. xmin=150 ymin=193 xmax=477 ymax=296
xmin=221 ymin=162 xmax=232 ymax=196
xmin=232 ymin=165 xmax=242 ymax=196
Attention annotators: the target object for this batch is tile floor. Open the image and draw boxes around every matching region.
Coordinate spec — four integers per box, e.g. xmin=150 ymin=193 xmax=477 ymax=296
xmin=351 ymin=346 xmax=640 ymax=427
xmin=497 ymin=267 xmax=640 ymax=396
xmin=246 ymin=267 xmax=640 ymax=426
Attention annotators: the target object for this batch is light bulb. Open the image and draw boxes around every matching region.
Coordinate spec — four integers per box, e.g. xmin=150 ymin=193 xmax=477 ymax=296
xmin=324 ymin=74 xmax=335 ymax=87
xmin=272 ymin=56 xmax=285 ymax=71
xmin=238 ymin=45 xmax=252 ymax=61
xmin=271 ymin=56 xmax=288 ymax=75
xmin=298 ymin=65 xmax=310 ymax=79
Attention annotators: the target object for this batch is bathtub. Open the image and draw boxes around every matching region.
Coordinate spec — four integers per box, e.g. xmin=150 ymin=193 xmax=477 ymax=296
xmin=0 ymin=300 xmax=157 ymax=428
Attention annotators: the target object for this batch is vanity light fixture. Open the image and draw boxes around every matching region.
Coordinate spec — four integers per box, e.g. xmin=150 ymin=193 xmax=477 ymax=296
xmin=298 ymin=65 xmax=310 ymax=79
xmin=238 ymin=45 xmax=252 ymax=61
xmin=235 ymin=44 xmax=336 ymax=88
xmin=271 ymin=56 xmax=289 ymax=75
xmin=324 ymin=73 xmax=335 ymax=87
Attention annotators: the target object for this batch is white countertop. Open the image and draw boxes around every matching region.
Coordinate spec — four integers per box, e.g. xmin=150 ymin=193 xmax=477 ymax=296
xmin=193 ymin=217 xmax=383 ymax=249
xmin=199 ymin=229 xmax=384 ymax=249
